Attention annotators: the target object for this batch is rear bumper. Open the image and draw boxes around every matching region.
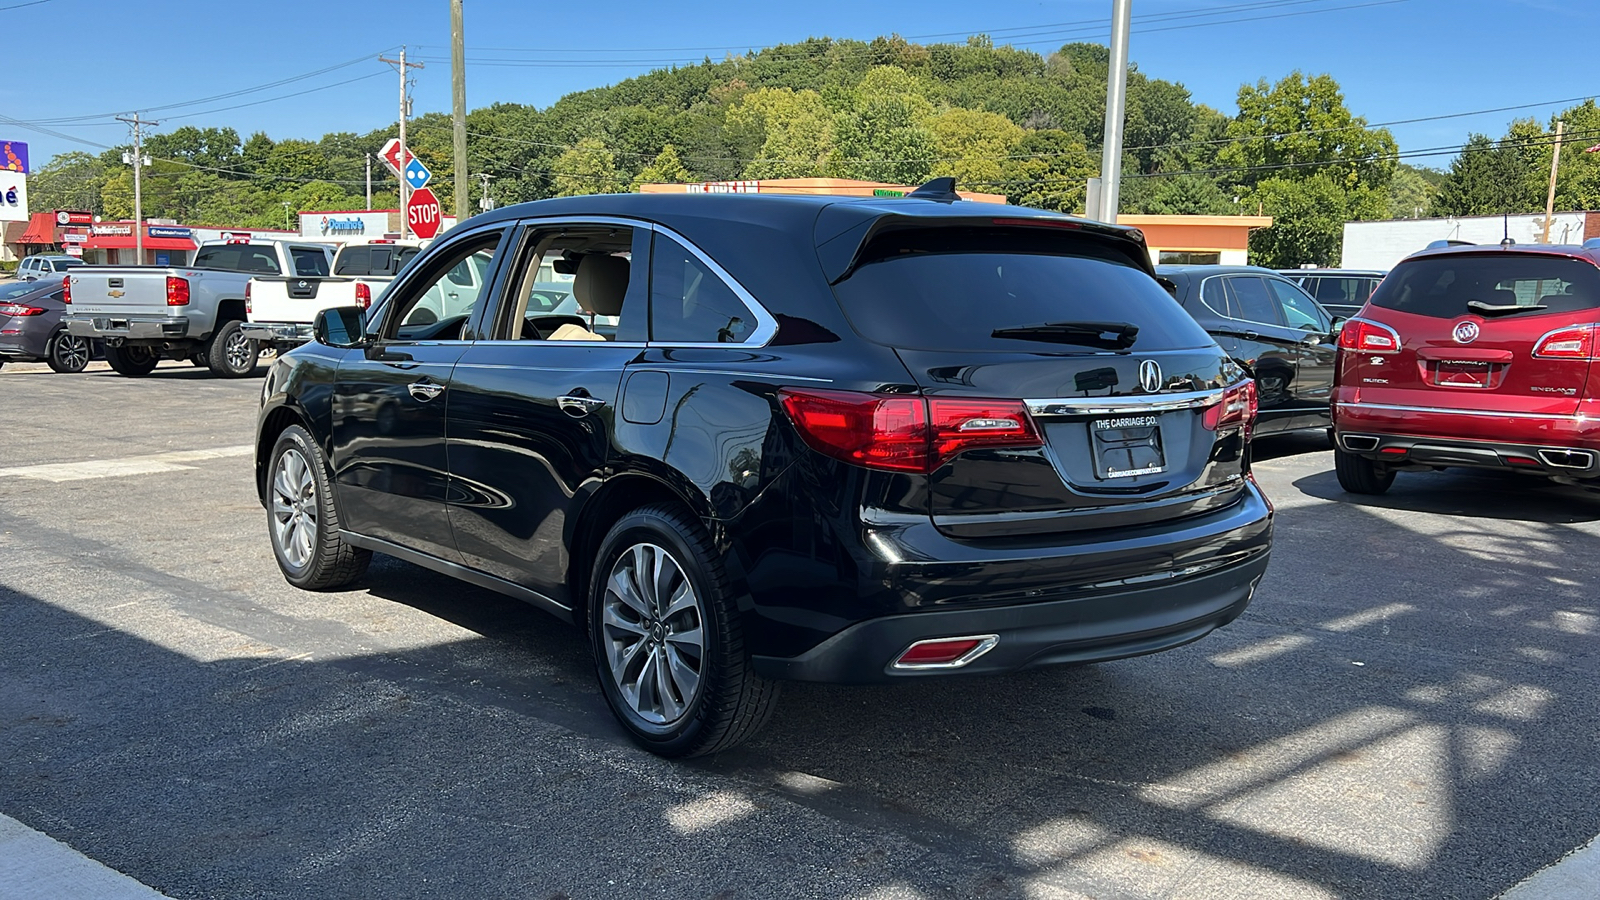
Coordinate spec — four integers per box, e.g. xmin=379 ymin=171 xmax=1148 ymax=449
xmin=66 ymin=315 xmax=189 ymax=341
xmin=1334 ymin=398 xmax=1600 ymax=477
xmin=1335 ymin=431 xmax=1600 ymax=478
xmin=241 ymin=321 xmax=313 ymax=344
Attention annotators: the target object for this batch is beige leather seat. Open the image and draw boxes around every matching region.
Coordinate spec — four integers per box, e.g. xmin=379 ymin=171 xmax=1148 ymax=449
xmin=548 ymin=254 xmax=629 ymax=341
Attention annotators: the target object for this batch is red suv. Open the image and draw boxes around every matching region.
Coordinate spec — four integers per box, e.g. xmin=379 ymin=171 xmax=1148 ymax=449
xmin=1332 ymin=242 xmax=1600 ymax=493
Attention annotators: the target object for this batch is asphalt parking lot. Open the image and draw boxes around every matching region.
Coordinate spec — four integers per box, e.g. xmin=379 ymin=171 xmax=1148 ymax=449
xmin=3 ymin=359 xmax=1598 ymax=900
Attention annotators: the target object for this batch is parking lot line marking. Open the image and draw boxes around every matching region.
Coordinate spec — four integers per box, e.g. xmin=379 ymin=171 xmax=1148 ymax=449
xmin=0 ymin=814 xmax=172 ymax=899
xmin=0 ymin=446 xmax=252 ymax=483
xmin=1499 ymin=833 xmax=1600 ymax=900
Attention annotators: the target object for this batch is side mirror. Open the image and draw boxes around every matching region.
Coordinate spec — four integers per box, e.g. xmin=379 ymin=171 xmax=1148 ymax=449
xmin=313 ymin=306 xmax=369 ymax=348
xmin=1330 ymin=317 xmax=1347 ymax=337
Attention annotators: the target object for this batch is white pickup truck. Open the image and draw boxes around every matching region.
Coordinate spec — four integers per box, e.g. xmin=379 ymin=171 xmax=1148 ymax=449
xmin=243 ymin=240 xmax=421 ymax=352
xmin=64 ymin=240 xmax=334 ymax=377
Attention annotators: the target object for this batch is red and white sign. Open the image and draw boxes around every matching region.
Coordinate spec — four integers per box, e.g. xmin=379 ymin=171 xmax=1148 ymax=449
xmin=219 ymin=231 xmax=253 ymax=244
xmin=686 ymin=180 xmax=759 ymax=194
xmin=379 ymin=138 xmax=414 ymax=176
xmin=406 ymin=187 xmax=442 ymax=239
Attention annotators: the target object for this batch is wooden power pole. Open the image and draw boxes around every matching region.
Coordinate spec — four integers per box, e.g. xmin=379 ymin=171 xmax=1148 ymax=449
xmin=380 ymin=48 xmax=424 ymax=238
xmin=1543 ymin=119 xmax=1564 ymax=243
xmin=451 ymin=0 xmax=469 ymax=221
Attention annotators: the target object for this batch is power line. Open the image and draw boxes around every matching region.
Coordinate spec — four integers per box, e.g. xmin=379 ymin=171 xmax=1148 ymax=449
xmin=162 ymin=71 xmax=390 ymax=122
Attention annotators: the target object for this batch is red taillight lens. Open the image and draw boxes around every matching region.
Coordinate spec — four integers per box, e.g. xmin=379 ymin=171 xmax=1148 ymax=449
xmin=1203 ymin=380 xmax=1258 ymax=432
xmin=244 ymin=281 xmax=252 ymax=314
xmin=0 ymin=303 xmax=46 ymax=316
xmin=166 ymin=276 xmax=190 ymax=307
xmin=1533 ymin=324 xmax=1599 ymax=359
xmin=355 ymin=282 xmax=372 ymax=310
xmin=778 ymin=390 xmax=1043 ymax=473
xmin=61 ymin=277 xmax=71 ymax=304
xmin=1337 ymin=318 xmax=1402 ymax=353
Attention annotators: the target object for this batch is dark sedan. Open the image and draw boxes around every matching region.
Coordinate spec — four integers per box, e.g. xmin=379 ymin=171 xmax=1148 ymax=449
xmin=0 ymin=276 xmax=95 ymax=373
xmin=256 ymin=187 xmax=1274 ymax=757
xmin=1158 ymin=265 xmax=1340 ymax=437
xmin=1278 ymin=268 xmax=1386 ymax=319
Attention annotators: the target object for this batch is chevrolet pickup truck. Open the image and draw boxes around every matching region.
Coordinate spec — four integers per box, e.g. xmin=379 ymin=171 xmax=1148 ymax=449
xmin=64 ymin=240 xmax=333 ymax=377
xmin=242 ymin=240 xmax=420 ymax=352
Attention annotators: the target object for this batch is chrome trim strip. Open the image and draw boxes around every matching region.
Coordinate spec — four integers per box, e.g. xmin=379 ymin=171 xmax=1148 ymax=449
xmin=1026 ymin=387 xmax=1226 ymax=417
xmin=889 ymin=634 xmax=1000 ymax=671
xmin=1339 ymin=402 xmax=1580 ymax=421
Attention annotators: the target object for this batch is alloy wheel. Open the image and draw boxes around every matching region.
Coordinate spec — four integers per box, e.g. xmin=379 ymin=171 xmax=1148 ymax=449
xmin=225 ymin=331 xmax=254 ymax=372
xmin=602 ymin=542 xmax=706 ymax=725
xmin=271 ymin=447 xmax=317 ymax=569
xmin=52 ymin=334 xmax=90 ymax=371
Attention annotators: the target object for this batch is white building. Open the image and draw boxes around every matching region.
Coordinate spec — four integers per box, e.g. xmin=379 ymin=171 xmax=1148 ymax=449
xmin=1342 ymin=212 xmax=1598 ymax=270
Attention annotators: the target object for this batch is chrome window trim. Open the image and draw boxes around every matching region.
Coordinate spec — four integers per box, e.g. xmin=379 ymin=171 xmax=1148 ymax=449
xmin=1337 ymin=401 xmax=1580 ymax=421
xmin=1197 ymin=273 xmax=1319 ymax=329
xmin=1026 ymin=386 xmax=1229 ymax=417
xmin=372 ymin=220 xmax=512 ymax=339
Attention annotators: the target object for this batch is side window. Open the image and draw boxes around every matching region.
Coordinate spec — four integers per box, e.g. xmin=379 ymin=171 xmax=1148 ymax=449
xmin=1266 ymin=278 xmax=1329 ymax=331
xmin=382 ymin=229 xmax=506 ymax=341
xmin=1227 ymin=276 xmax=1283 ymax=326
xmin=649 ymin=233 xmax=756 ymax=344
xmin=243 ymin=249 xmax=282 ymax=274
xmin=333 ymin=246 xmax=369 ymax=276
xmin=495 ymin=224 xmax=646 ymax=342
xmin=291 ymin=248 xmax=331 ymax=277
xmin=1200 ymin=277 xmax=1230 ymax=316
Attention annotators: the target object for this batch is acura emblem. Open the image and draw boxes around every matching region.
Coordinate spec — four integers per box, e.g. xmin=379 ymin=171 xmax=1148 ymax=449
xmin=1453 ymin=320 xmax=1480 ymax=344
xmin=1138 ymin=359 xmax=1163 ymax=393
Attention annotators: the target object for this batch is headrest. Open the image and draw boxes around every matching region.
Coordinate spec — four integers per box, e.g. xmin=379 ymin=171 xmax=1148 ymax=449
xmin=573 ymin=254 xmax=630 ymax=317
xmin=1488 ymin=288 xmax=1518 ymax=306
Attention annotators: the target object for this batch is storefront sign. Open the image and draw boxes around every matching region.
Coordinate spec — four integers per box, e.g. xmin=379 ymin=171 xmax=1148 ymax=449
xmin=56 ymin=210 xmax=93 ymax=225
xmin=300 ymin=210 xmax=391 ymax=240
xmin=0 ymin=177 xmax=27 ymax=223
xmin=219 ymin=231 xmax=253 ymax=244
xmin=62 ymin=232 xmax=88 ymax=243
xmin=148 ymin=226 xmax=192 ymax=239
xmin=872 ymin=188 xmax=906 ymax=198
xmin=64 ymin=245 xmax=83 ymax=257
xmin=92 ymin=223 xmax=133 ymax=236
xmin=320 ymin=216 xmax=365 ymax=235
xmin=1 ymin=141 xmax=28 ymax=174
xmin=686 ymin=181 xmax=759 ymax=194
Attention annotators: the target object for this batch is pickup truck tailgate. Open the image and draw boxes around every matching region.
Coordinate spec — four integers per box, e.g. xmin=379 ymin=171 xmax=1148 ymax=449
xmin=68 ymin=270 xmax=177 ymax=316
xmin=249 ymin=276 xmax=358 ymax=323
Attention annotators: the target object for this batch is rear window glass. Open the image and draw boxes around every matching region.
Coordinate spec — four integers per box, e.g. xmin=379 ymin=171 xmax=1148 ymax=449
xmin=334 ymin=245 xmax=418 ymax=277
xmin=1373 ymin=254 xmax=1600 ymax=318
xmin=832 ymin=227 xmax=1213 ymax=352
xmin=193 ymin=245 xmax=281 ymax=274
xmin=291 ymin=248 xmax=330 ymax=277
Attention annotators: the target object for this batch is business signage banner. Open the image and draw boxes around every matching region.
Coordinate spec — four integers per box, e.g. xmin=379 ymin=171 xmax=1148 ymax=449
xmin=300 ymin=210 xmax=391 ymax=239
xmin=56 ymin=210 xmax=94 ymax=225
xmin=148 ymin=226 xmax=192 ymax=239
xmin=92 ymin=223 xmax=134 ymax=236
xmin=1 ymin=141 xmax=28 ymax=175
xmin=62 ymin=232 xmax=89 ymax=243
xmin=686 ymin=181 xmax=759 ymax=194
xmin=0 ymin=176 xmax=27 ymax=223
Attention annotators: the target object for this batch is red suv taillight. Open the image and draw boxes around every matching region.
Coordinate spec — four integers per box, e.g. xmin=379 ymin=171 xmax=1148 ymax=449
xmin=244 ymin=281 xmax=252 ymax=314
xmin=166 ymin=276 xmax=190 ymax=307
xmin=778 ymin=389 xmax=1043 ymax=473
xmin=1533 ymin=324 xmax=1600 ymax=359
xmin=355 ymin=282 xmax=372 ymax=310
xmin=61 ymin=277 xmax=71 ymax=304
xmin=1337 ymin=318 xmax=1402 ymax=353
xmin=1203 ymin=380 xmax=1258 ymax=433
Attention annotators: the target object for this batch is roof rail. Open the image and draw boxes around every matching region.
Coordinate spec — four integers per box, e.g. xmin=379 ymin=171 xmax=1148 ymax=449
xmin=906 ymin=177 xmax=962 ymax=203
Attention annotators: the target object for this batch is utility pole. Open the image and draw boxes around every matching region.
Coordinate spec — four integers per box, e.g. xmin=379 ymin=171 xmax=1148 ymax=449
xmin=380 ymin=47 xmax=424 ymax=237
xmin=116 ymin=113 xmax=158 ymax=263
xmin=1096 ymin=0 xmax=1132 ymax=223
xmin=474 ymin=172 xmax=495 ymax=211
xmin=451 ymin=0 xmax=469 ymax=221
xmin=365 ymin=153 xmax=373 ymax=210
xmin=1543 ymin=119 xmax=1565 ymax=243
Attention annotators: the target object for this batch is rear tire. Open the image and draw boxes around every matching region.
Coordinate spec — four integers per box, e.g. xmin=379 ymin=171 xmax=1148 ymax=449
xmin=104 ymin=343 xmax=159 ymax=377
xmin=46 ymin=330 xmax=92 ymax=374
xmin=207 ymin=319 xmax=259 ymax=378
xmin=589 ymin=504 xmax=779 ymax=758
xmin=267 ymin=425 xmax=371 ymax=590
xmin=1335 ymin=448 xmax=1396 ymax=494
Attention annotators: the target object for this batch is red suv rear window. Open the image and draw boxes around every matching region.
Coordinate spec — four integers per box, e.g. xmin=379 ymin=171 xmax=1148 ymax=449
xmin=1371 ymin=254 xmax=1600 ymax=318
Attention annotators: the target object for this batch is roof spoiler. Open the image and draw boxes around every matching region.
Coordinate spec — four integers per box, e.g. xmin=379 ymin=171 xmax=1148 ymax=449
xmin=1424 ymin=239 xmax=1475 ymax=250
xmin=906 ymin=177 xmax=962 ymax=203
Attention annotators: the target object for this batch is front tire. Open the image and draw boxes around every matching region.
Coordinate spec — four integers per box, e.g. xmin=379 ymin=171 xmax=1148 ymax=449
xmin=208 ymin=319 xmax=259 ymax=378
xmin=590 ymin=505 xmax=779 ymax=758
xmin=46 ymin=330 xmax=92 ymax=374
xmin=1335 ymin=447 xmax=1396 ymax=494
xmin=267 ymin=425 xmax=371 ymax=590
xmin=103 ymin=343 xmax=159 ymax=377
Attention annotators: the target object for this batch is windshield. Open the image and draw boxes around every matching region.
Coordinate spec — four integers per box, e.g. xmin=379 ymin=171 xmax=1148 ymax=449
xmin=832 ymin=227 xmax=1214 ymax=352
xmin=1372 ymin=254 xmax=1600 ymax=318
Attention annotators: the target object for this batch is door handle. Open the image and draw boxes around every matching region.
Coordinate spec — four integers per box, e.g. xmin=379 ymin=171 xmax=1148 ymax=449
xmin=558 ymin=394 xmax=607 ymax=417
xmin=1243 ymin=331 xmax=1260 ymax=341
xmin=409 ymin=381 xmax=444 ymax=402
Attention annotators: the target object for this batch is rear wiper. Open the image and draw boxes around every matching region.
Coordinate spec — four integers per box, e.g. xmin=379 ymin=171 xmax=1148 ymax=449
xmin=1467 ymin=300 xmax=1547 ymax=317
xmin=991 ymin=320 xmax=1139 ymax=350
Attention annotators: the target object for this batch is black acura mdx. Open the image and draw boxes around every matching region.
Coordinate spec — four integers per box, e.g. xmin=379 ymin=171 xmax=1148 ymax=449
xmin=255 ymin=187 xmax=1274 ymax=757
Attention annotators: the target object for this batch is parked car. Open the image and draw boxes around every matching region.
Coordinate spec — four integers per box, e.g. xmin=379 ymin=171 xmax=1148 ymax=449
xmin=64 ymin=240 xmax=333 ymax=378
xmin=1279 ymin=269 xmax=1386 ymax=319
xmin=17 ymin=255 xmax=84 ymax=281
xmin=243 ymin=239 xmax=422 ymax=352
xmin=255 ymin=187 xmax=1273 ymax=757
xmin=0 ymin=275 xmax=97 ymax=373
xmin=1333 ymin=241 xmax=1600 ymax=493
xmin=1158 ymin=265 xmax=1340 ymax=437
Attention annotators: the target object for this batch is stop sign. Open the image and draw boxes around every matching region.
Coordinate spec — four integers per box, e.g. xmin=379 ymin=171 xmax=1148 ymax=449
xmin=406 ymin=187 xmax=442 ymax=239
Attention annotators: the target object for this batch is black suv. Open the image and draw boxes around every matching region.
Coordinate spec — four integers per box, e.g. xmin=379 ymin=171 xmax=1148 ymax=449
xmin=255 ymin=189 xmax=1274 ymax=757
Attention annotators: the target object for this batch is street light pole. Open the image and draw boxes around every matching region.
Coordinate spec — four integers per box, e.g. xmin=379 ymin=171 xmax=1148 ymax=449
xmin=1096 ymin=0 xmax=1132 ymax=223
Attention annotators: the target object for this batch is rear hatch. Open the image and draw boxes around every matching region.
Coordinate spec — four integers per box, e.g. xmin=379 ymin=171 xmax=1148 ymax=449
xmin=1343 ymin=251 xmax=1600 ymax=416
xmin=828 ymin=221 xmax=1252 ymax=539
xmin=65 ymin=268 xmax=176 ymax=317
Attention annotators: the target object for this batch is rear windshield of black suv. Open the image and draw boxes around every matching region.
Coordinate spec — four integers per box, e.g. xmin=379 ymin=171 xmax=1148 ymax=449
xmin=831 ymin=226 xmax=1215 ymax=352
xmin=1371 ymin=253 xmax=1600 ymax=318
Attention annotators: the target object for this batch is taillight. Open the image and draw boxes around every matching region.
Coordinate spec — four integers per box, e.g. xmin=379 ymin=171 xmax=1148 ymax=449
xmin=778 ymin=389 xmax=1043 ymax=474
xmin=244 ymin=281 xmax=252 ymax=314
xmin=1203 ymin=380 xmax=1258 ymax=433
xmin=61 ymin=277 xmax=71 ymax=304
xmin=166 ymin=276 xmax=190 ymax=307
xmin=355 ymin=282 xmax=372 ymax=310
xmin=0 ymin=303 xmax=46 ymax=317
xmin=1337 ymin=318 xmax=1402 ymax=354
xmin=1533 ymin=324 xmax=1599 ymax=359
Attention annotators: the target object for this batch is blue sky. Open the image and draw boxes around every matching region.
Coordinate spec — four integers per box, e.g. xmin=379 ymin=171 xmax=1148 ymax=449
xmin=3 ymin=0 xmax=1594 ymax=170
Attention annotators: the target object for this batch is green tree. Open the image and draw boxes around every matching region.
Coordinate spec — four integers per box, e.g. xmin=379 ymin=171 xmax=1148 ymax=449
xmin=553 ymin=138 xmax=624 ymax=196
xmin=1248 ymin=173 xmax=1355 ymax=268
xmin=829 ymin=66 xmax=937 ymax=183
xmin=725 ymin=87 xmax=834 ymax=178
xmin=28 ymin=151 xmax=107 ymax=213
xmin=1433 ymin=133 xmax=1538 ymax=216
xmin=631 ymin=144 xmax=692 ymax=189
xmin=927 ymin=107 xmax=1024 ymax=190
xmin=1386 ymin=164 xmax=1437 ymax=219
xmin=999 ymin=130 xmax=1096 ymax=212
